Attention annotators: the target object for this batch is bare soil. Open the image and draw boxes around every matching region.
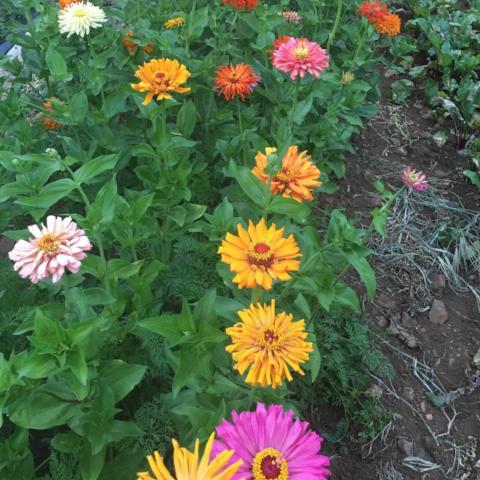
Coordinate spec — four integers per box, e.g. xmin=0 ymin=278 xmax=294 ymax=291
xmin=320 ymin=76 xmax=480 ymax=479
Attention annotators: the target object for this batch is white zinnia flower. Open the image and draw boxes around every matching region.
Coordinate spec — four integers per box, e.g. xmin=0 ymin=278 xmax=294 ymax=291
xmin=58 ymin=1 xmax=106 ymax=38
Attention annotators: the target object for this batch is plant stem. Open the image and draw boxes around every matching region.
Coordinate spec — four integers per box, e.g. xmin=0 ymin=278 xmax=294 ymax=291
xmin=236 ymin=97 xmax=247 ymax=165
xmin=287 ymin=77 xmax=301 ymax=133
xmin=327 ymin=0 xmax=344 ymax=52
xmin=251 ymin=286 xmax=261 ymax=304
xmin=376 ymin=185 xmax=407 ymax=217
xmin=351 ymin=21 xmax=369 ymax=68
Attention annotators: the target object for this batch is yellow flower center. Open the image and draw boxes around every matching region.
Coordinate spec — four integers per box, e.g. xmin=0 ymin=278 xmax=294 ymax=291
xmin=248 ymin=243 xmax=274 ymax=267
xmin=72 ymin=7 xmax=88 ymax=17
xmin=274 ymin=168 xmax=292 ymax=188
xmin=37 ymin=233 xmax=60 ymax=254
xmin=259 ymin=328 xmax=283 ymax=351
xmin=293 ymin=44 xmax=309 ymax=59
xmin=252 ymin=448 xmax=288 ymax=480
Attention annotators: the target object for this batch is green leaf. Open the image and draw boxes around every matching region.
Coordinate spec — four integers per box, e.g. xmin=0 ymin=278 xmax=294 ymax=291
xmin=228 ymin=160 xmax=267 ymax=207
xmin=88 ymin=177 xmax=118 ymax=228
xmin=177 ymin=100 xmax=197 ymax=137
xmin=172 ymin=349 xmax=211 ymax=396
xmin=73 ymin=154 xmax=120 ymax=185
xmin=15 ymin=178 xmax=75 ymax=209
xmin=292 ymin=93 xmax=313 ymax=125
xmin=68 ymin=346 xmax=88 ymax=385
xmin=193 ymin=289 xmax=217 ymax=324
xmin=294 ymin=293 xmax=311 ymax=319
xmin=79 ymin=445 xmax=106 ymax=480
xmin=103 ymin=91 xmax=129 ymax=119
xmin=343 ymin=249 xmax=376 ymax=299
xmin=45 ymin=47 xmax=69 ymax=80
xmin=307 ymin=340 xmax=321 ymax=382
xmin=99 ymin=361 xmax=146 ymax=402
xmin=70 ymin=92 xmax=89 ymax=124
xmin=267 ymin=195 xmax=310 ymax=223
xmin=106 ymin=420 xmax=142 ymax=443
xmin=107 ymin=259 xmax=144 ymax=279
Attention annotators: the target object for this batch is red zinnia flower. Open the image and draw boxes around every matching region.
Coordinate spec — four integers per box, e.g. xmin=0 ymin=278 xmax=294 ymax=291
xmin=222 ymin=0 xmax=258 ymax=11
xmin=267 ymin=35 xmax=292 ymax=60
xmin=214 ymin=64 xmax=260 ymax=101
xmin=358 ymin=1 xmax=388 ymax=22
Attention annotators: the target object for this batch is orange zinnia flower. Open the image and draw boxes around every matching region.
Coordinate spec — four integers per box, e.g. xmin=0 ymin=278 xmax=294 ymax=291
xmin=42 ymin=99 xmax=61 ymax=130
xmin=214 ymin=64 xmax=260 ymax=101
xmin=131 ymin=58 xmax=191 ymax=106
xmin=218 ymin=218 xmax=301 ymax=290
xmin=143 ymin=43 xmax=154 ymax=54
xmin=373 ymin=12 xmax=401 ymax=36
xmin=358 ymin=1 xmax=388 ymax=22
xmin=123 ymin=31 xmax=138 ymax=56
xmin=226 ymin=300 xmax=313 ymax=388
xmin=267 ymin=35 xmax=291 ymax=60
xmin=58 ymin=0 xmax=79 ymax=8
xmin=252 ymin=146 xmax=321 ymax=203
xmin=222 ymin=0 xmax=258 ymax=11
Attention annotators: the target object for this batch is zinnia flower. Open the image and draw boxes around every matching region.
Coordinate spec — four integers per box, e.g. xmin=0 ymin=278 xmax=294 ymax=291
xmin=58 ymin=0 xmax=80 ymax=8
xmin=252 ymin=146 xmax=321 ymax=203
xmin=280 ymin=11 xmax=303 ymax=24
xmin=123 ymin=31 xmax=138 ymax=56
xmin=358 ymin=1 xmax=388 ymax=22
xmin=137 ymin=433 xmax=243 ymax=480
xmin=218 ymin=218 xmax=301 ymax=290
xmin=402 ymin=166 xmax=428 ymax=191
xmin=58 ymin=1 xmax=106 ymax=38
xmin=214 ymin=64 xmax=260 ymax=101
xmin=131 ymin=58 xmax=191 ymax=106
xmin=9 ymin=216 xmax=92 ymax=284
xmin=226 ymin=300 xmax=313 ymax=388
xmin=267 ymin=36 xmax=291 ymax=60
xmin=272 ymin=37 xmax=329 ymax=80
xmin=221 ymin=0 xmax=258 ymax=11
xmin=373 ymin=12 xmax=401 ymax=36
xmin=212 ymin=403 xmax=330 ymax=480
xmin=43 ymin=99 xmax=61 ymax=130
xmin=164 ymin=17 xmax=185 ymax=28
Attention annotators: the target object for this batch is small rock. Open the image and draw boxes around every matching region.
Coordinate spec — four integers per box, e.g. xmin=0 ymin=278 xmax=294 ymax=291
xmin=473 ymin=347 xmax=480 ymax=367
xmin=376 ymin=315 xmax=387 ymax=328
xmin=365 ymin=384 xmax=383 ymax=399
xmin=397 ymin=437 xmax=414 ymax=456
xmin=398 ymin=147 xmax=408 ymax=157
xmin=425 ymin=413 xmax=433 ymax=421
xmin=339 ymin=445 xmax=349 ymax=457
xmin=0 ymin=236 xmax=14 ymax=257
xmin=420 ymin=400 xmax=427 ymax=413
xmin=429 ymin=300 xmax=448 ymax=325
xmin=430 ymin=273 xmax=446 ymax=291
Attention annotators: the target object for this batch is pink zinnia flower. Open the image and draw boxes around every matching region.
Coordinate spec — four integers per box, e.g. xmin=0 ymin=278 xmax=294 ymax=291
xmin=402 ymin=166 xmax=429 ymax=191
xmin=9 ymin=215 xmax=92 ymax=284
xmin=212 ymin=403 xmax=330 ymax=480
xmin=272 ymin=37 xmax=329 ymax=80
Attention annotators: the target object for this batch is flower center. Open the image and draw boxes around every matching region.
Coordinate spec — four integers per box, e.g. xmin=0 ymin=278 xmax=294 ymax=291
xmin=248 ymin=243 xmax=274 ymax=267
xmin=258 ymin=327 xmax=283 ymax=350
xmin=37 ymin=233 xmax=60 ymax=254
xmin=252 ymin=448 xmax=288 ymax=480
xmin=293 ymin=44 xmax=309 ymax=59
xmin=72 ymin=7 xmax=88 ymax=17
xmin=273 ymin=168 xmax=292 ymax=190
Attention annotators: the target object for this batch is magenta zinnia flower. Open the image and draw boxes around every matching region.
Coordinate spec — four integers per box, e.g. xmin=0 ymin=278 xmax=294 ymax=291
xmin=9 ymin=215 xmax=92 ymax=284
xmin=402 ymin=166 xmax=429 ymax=191
xmin=212 ymin=403 xmax=330 ymax=480
xmin=272 ymin=37 xmax=329 ymax=80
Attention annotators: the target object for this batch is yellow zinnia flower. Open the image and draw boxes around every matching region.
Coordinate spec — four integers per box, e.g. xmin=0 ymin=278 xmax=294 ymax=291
xmin=226 ymin=300 xmax=313 ymax=388
xmin=131 ymin=58 xmax=191 ymax=106
xmin=137 ymin=433 xmax=242 ymax=480
xmin=252 ymin=146 xmax=321 ymax=203
xmin=164 ymin=17 xmax=185 ymax=29
xmin=218 ymin=218 xmax=301 ymax=290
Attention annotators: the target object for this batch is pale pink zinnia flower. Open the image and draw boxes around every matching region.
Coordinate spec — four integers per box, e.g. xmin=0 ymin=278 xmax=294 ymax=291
xmin=9 ymin=215 xmax=92 ymax=284
xmin=280 ymin=10 xmax=303 ymax=23
xmin=272 ymin=37 xmax=329 ymax=80
xmin=402 ymin=165 xmax=429 ymax=191
xmin=212 ymin=403 xmax=330 ymax=480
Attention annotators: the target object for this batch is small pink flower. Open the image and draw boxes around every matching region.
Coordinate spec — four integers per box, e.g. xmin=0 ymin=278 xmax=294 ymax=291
xmin=9 ymin=215 xmax=92 ymax=284
xmin=402 ymin=166 xmax=429 ymax=191
xmin=212 ymin=403 xmax=330 ymax=480
xmin=272 ymin=37 xmax=329 ymax=80
xmin=280 ymin=10 xmax=303 ymax=24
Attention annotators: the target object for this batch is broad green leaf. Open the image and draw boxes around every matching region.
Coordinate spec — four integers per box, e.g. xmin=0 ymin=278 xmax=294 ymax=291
xmin=79 ymin=445 xmax=106 ymax=480
xmin=45 ymin=47 xmax=69 ymax=80
xmin=228 ymin=160 xmax=267 ymax=207
xmin=70 ymin=92 xmax=89 ymax=123
xmin=177 ymin=100 xmax=197 ymax=137
xmin=193 ymin=289 xmax=217 ymax=324
xmin=15 ymin=178 xmax=75 ymax=209
xmin=292 ymin=93 xmax=314 ymax=125
xmin=68 ymin=346 xmax=88 ymax=385
xmin=99 ymin=361 xmax=146 ymax=402
xmin=267 ymin=195 xmax=310 ymax=223
xmin=107 ymin=259 xmax=144 ymax=279
xmin=343 ymin=249 xmax=376 ymax=299
xmin=73 ymin=154 xmax=120 ymax=185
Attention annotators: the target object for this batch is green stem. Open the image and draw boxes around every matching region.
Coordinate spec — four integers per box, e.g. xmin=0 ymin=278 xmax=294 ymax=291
xmin=251 ymin=286 xmax=261 ymax=304
xmin=351 ymin=21 xmax=369 ymax=68
xmin=376 ymin=185 xmax=407 ymax=217
xmin=228 ymin=10 xmax=239 ymax=38
xmin=287 ymin=77 xmax=301 ymax=133
xmin=236 ymin=97 xmax=247 ymax=165
xmin=327 ymin=0 xmax=344 ymax=52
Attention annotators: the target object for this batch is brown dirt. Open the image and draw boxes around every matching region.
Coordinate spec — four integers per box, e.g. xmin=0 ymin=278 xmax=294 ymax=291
xmin=320 ymin=75 xmax=480 ymax=479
